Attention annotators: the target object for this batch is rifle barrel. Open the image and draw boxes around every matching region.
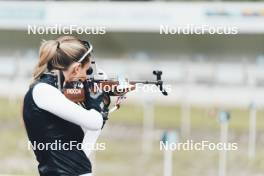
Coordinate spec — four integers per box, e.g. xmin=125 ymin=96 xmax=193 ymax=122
xmin=91 ymin=79 xmax=162 ymax=85
xmin=130 ymin=80 xmax=161 ymax=84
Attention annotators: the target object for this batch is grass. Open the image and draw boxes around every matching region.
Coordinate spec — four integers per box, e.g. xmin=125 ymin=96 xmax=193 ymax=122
xmin=2 ymin=97 xmax=264 ymax=132
xmin=1 ymin=98 xmax=264 ymax=175
xmin=110 ymin=103 xmax=264 ymax=132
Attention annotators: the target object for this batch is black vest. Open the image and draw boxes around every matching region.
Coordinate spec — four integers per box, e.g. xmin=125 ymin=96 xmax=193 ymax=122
xmin=23 ymin=73 xmax=91 ymax=176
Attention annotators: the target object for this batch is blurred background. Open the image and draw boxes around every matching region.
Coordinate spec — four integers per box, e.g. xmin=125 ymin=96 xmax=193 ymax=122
xmin=0 ymin=1 xmax=264 ymax=176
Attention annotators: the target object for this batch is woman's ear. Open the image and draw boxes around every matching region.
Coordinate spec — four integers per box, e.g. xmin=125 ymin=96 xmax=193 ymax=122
xmin=73 ymin=63 xmax=81 ymax=74
xmin=67 ymin=63 xmax=81 ymax=80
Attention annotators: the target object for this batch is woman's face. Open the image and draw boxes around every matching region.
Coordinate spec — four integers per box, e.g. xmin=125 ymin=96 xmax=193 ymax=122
xmin=63 ymin=61 xmax=90 ymax=82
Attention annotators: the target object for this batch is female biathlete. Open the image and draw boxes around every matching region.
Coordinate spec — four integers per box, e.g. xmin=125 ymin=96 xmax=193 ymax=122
xmin=23 ymin=36 xmax=109 ymax=176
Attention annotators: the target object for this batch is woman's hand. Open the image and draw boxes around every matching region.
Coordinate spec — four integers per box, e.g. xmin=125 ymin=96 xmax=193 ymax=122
xmin=84 ymin=81 xmax=111 ymax=128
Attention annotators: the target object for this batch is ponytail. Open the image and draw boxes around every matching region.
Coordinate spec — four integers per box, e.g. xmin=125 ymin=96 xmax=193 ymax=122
xmin=31 ymin=40 xmax=59 ymax=83
xmin=31 ymin=36 xmax=90 ymax=85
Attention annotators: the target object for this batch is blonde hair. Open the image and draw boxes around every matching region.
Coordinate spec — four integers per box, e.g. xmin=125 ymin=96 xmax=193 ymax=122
xmin=32 ymin=36 xmax=90 ymax=83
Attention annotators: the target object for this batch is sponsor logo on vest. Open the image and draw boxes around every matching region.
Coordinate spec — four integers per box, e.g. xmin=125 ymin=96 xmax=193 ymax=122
xmin=66 ymin=89 xmax=81 ymax=94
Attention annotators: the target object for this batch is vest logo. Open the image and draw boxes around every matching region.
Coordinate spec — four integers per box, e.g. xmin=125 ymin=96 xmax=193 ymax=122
xmin=66 ymin=89 xmax=81 ymax=94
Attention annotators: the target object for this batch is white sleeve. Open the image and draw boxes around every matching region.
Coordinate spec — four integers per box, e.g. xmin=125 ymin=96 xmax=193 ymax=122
xmin=82 ymin=129 xmax=101 ymax=157
xmin=32 ymin=83 xmax=103 ymax=130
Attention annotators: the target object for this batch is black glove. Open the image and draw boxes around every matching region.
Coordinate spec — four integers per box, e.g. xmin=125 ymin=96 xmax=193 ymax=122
xmin=83 ymin=81 xmax=111 ymax=128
